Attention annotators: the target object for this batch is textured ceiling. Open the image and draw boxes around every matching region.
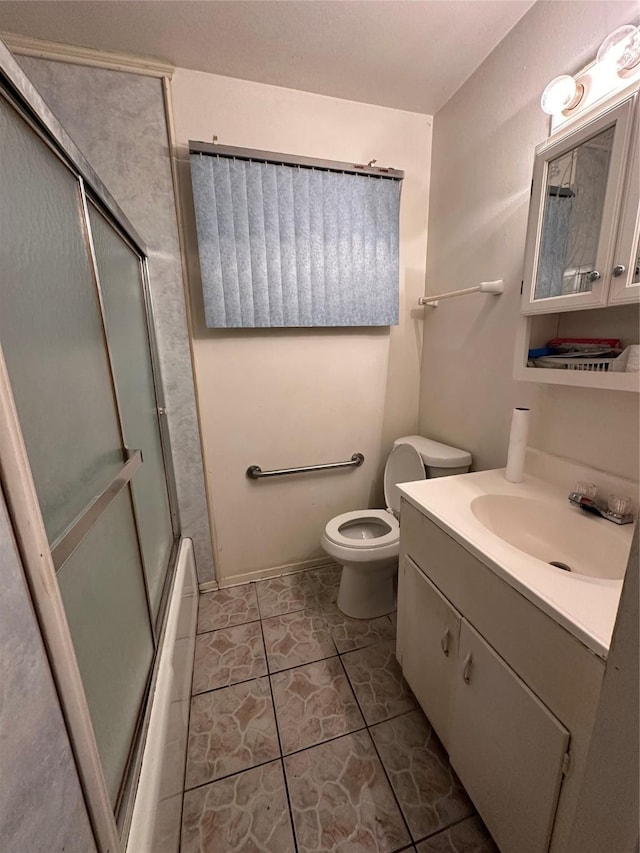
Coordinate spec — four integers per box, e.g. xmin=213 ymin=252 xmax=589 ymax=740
xmin=0 ymin=1 xmax=536 ymax=113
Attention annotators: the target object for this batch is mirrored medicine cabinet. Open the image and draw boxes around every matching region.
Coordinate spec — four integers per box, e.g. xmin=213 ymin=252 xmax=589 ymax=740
xmin=515 ymin=81 xmax=640 ymax=392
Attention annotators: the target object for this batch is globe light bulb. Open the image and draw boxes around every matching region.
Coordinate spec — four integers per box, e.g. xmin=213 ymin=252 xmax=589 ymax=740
xmin=597 ymin=25 xmax=640 ymax=73
xmin=540 ymin=75 xmax=583 ymax=116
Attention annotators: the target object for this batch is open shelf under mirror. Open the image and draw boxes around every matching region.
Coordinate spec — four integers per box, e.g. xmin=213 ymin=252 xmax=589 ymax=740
xmin=514 ymin=303 xmax=640 ymax=392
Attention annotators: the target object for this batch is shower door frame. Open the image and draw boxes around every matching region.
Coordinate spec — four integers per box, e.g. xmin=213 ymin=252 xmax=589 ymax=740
xmin=0 ymin=40 xmax=181 ymax=852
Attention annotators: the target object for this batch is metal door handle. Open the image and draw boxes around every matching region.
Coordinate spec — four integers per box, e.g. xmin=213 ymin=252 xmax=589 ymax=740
xmin=440 ymin=628 xmax=450 ymax=656
xmin=50 ymin=448 xmax=143 ymax=570
xmin=587 ymin=270 xmax=601 ymax=282
xmin=612 ymin=264 xmax=626 ymax=277
xmin=462 ymin=653 xmax=473 ymax=684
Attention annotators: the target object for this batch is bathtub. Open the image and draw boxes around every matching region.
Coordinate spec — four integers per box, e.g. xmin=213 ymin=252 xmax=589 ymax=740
xmin=126 ymin=538 xmax=198 ymax=853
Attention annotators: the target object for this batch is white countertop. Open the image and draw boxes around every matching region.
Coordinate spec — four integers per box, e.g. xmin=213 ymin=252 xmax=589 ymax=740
xmin=398 ymin=469 xmax=635 ymax=660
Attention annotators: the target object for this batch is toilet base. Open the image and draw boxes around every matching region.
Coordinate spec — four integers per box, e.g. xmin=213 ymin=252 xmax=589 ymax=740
xmin=336 ymin=557 xmax=397 ymax=619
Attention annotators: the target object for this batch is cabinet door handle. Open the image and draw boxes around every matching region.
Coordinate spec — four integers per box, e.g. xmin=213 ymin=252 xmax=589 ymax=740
xmin=440 ymin=628 xmax=450 ymax=656
xmin=612 ymin=264 xmax=626 ymax=277
xmin=462 ymin=653 xmax=473 ymax=684
xmin=587 ymin=270 xmax=601 ymax=282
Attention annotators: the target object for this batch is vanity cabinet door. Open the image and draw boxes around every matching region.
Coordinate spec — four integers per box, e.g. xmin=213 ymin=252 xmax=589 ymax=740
xmin=397 ymin=556 xmax=460 ymax=749
xmin=522 ymin=97 xmax=634 ymax=315
xmin=449 ymin=620 xmax=570 ymax=853
xmin=608 ymin=111 xmax=640 ymax=305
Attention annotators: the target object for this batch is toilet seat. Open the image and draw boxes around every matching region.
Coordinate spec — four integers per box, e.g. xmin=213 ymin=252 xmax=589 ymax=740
xmin=323 ymin=441 xmax=426 ymax=557
xmin=324 ymin=509 xmax=399 ymax=550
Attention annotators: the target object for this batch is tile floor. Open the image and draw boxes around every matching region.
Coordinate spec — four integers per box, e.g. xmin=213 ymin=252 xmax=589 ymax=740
xmin=180 ymin=565 xmax=499 ymax=853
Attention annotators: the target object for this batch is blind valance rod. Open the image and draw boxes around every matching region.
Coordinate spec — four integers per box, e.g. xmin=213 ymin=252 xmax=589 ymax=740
xmin=189 ymin=140 xmax=404 ymax=181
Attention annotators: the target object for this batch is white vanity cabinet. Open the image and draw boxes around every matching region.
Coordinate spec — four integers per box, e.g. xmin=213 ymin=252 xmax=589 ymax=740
xmin=400 ymin=555 xmax=569 ymax=853
xmin=399 ymin=558 xmax=460 ymax=749
xmin=449 ymin=619 xmax=569 ymax=853
xmin=396 ymin=500 xmax=605 ymax=853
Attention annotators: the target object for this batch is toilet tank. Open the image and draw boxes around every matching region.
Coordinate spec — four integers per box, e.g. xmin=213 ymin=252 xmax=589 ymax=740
xmin=393 ymin=435 xmax=472 ymax=479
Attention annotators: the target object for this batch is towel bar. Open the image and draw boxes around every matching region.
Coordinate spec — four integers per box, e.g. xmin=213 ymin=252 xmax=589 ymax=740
xmin=247 ymin=452 xmax=364 ymax=479
xmin=418 ymin=279 xmax=504 ymax=307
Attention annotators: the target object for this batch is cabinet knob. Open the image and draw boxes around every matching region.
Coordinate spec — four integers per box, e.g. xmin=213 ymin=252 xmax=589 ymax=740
xmin=612 ymin=264 xmax=626 ymax=277
xmin=440 ymin=628 xmax=450 ymax=657
xmin=462 ymin=653 xmax=473 ymax=684
xmin=586 ymin=270 xmax=601 ymax=282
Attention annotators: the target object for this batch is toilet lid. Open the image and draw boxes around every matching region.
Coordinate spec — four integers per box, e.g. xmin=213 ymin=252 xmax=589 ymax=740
xmin=384 ymin=443 xmax=426 ymax=514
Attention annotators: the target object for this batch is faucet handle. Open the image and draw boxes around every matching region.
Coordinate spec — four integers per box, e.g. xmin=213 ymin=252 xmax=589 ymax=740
xmin=607 ymin=494 xmax=632 ymax=518
xmin=575 ymin=481 xmax=597 ymax=498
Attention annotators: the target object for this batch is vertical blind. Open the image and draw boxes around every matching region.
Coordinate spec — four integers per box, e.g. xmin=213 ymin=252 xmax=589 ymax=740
xmin=189 ymin=150 xmax=402 ymax=328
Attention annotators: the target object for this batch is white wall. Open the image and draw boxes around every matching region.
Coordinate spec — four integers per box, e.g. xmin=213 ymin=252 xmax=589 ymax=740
xmin=170 ymin=71 xmax=431 ymax=584
xmin=418 ymin=0 xmax=640 ymax=479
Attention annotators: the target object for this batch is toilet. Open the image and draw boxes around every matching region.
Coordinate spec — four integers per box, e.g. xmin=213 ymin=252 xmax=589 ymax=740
xmin=321 ymin=435 xmax=472 ymax=619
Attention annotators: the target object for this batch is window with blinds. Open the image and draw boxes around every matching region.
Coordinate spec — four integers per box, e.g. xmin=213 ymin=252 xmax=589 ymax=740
xmin=189 ymin=145 xmax=402 ymax=328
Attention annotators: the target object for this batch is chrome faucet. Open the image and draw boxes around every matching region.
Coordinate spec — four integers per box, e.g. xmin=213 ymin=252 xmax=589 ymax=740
xmin=568 ymin=491 xmax=634 ymax=525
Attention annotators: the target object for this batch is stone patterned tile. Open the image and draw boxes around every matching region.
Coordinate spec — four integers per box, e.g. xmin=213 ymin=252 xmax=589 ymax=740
xmin=416 ymin=816 xmax=499 ymax=853
xmin=185 ymin=678 xmax=279 ymax=789
xmin=256 ymin=573 xmax=319 ymax=618
xmin=341 ymin=641 xmax=417 ymax=724
xmin=323 ymin=603 xmax=396 ymax=653
xmin=284 ymin=730 xmax=410 ymax=853
xmin=371 ymin=710 xmax=474 ymax=841
xmin=307 ymin=564 xmax=343 ymax=609
xmin=192 ymin=621 xmax=266 ymax=694
xmin=181 ymin=760 xmax=295 ymax=853
xmin=262 ymin=609 xmax=336 ymax=672
xmin=197 ymin=584 xmax=259 ymax=633
xmin=271 ymin=658 xmax=364 ymax=754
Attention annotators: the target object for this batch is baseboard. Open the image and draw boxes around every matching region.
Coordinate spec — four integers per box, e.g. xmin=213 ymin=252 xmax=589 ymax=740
xmin=204 ymin=556 xmax=338 ymax=590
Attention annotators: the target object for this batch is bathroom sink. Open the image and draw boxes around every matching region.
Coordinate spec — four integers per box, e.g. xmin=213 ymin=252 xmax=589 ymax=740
xmin=470 ymin=494 xmax=628 ymax=580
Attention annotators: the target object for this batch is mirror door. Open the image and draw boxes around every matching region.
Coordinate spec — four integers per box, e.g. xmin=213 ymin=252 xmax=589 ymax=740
xmin=522 ymin=97 xmax=634 ymax=314
xmin=608 ymin=108 xmax=640 ymax=304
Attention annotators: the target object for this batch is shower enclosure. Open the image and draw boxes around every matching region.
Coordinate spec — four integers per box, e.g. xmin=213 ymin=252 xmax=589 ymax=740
xmin=0 ymin=45 xmax=181 ymax=848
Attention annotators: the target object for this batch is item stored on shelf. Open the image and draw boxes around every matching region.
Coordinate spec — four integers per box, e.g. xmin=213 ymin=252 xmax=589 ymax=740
xmin=533 ymin=355 xmax=618 ymax=371
xmin=546 ymin=337 xmax=621 ymax=351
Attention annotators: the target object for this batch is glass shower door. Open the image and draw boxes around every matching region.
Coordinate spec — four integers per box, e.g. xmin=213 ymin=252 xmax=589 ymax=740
xmin=0 ymin=93 xmax=168 ymax=812
xmin=87 ymin=203 xmax=175 ymax=621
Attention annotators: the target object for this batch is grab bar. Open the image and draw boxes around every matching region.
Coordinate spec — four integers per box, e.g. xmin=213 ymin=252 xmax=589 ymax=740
xmin=418 ymin=279 xmax=504 ymax=307
xmin=51 ymin=448 xmax=143 ymax=570
xmin=247 ymin=452 xmax=364 ymax=479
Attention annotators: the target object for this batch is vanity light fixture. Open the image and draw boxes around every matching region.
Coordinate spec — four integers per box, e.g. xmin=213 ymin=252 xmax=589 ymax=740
xmin=541 ymin=23 xmax=640 ymax=130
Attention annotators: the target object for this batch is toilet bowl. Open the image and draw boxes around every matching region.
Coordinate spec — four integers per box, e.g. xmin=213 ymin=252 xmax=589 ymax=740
xmin=321 ymin=436 xmax=471 ymax=619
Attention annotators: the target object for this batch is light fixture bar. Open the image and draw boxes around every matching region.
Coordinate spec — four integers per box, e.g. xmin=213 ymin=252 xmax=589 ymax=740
xmin=542 ymin=24 xmax=640 ymax=132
